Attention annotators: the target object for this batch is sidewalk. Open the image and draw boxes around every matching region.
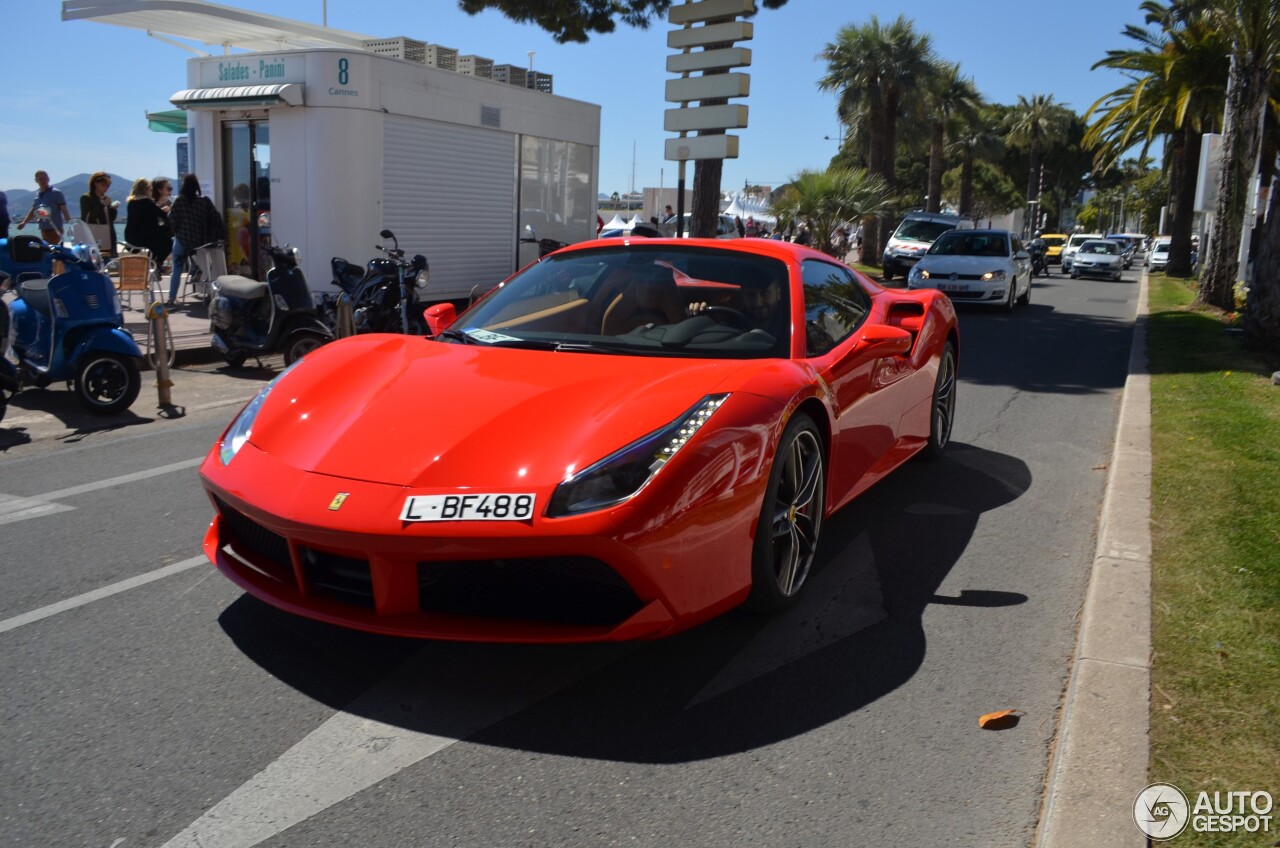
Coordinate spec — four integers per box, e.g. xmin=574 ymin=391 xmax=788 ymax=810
xmin=1036 ymin=270 xmax=1153 ymax=846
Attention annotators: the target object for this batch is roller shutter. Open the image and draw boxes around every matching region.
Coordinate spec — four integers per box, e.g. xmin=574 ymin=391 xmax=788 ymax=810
xmin=383 ymin=115 xmax=516 ymax=298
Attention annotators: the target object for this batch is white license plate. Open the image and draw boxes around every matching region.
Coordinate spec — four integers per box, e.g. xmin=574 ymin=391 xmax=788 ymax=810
xmin=401 ymin=493 xmax=536 ymax=522
xmin=938 ymin=283 xmax=967 ymax=293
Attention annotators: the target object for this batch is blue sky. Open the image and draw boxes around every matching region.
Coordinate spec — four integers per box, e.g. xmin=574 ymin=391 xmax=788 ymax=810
xmin=2 ymin=0 xmax=1151 ymax=196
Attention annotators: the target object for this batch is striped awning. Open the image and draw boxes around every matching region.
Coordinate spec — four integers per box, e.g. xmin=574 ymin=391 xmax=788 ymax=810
xmin=170 ymin=83 xmax=302 ymax=109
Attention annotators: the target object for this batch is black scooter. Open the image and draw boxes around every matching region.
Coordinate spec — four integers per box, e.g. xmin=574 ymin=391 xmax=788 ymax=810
xmin=208 ymin=218 xmax=333 ymax=367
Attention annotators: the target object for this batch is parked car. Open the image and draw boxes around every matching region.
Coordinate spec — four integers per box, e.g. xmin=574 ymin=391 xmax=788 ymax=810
xmin=663 ymin=213 xmax=739 ymax=239
xmin=1061 ymin=232 xmax=1103 ymax=273
xmin=1070 ymin=239 xmax=1125 ymax=281
xmin=881 ymin=211 xmax=963 ymax=280
xmin=1148 ymin=238 xmax=1172 ymax=272
xmin=1106 ymin=235 xmax=1138 ymax=269
xmin=198 ymin=238 xmax=961 ymax=641
xmin=906 ymin=228 xmax=1032 ymax=311
xmin=1040 ymin=233 xmax=1068 ymax=264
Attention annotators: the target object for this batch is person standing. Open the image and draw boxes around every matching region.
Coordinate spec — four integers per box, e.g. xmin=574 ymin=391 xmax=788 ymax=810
xmin=166 ymin=173 xmax=223 ymax=307
xmin=123 ymin=178 xmax=172 ymax=276
xmin=0 ymin=190 xmax=10 ymax=241
xmin=16 ymin=170 xmax=72 ymax=244
xmin=80 ymin=171 xmax=119 ymax=257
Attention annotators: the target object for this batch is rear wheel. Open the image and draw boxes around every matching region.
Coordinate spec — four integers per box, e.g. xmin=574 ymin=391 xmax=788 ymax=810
xmin=920 ymin=341 xmax=957 ymax=460
xmin=74 ymin=353 xmax=141 ymax=415
xmin=746 ymin=413 xmax=825 ymax=613
xmin=283 ymin=330 xmax=329 ymax=366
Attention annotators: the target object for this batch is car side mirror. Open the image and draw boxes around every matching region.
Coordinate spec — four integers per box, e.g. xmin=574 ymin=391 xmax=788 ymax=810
xmin=424 ymin=302 xmax=456 ymax=336
xmin=1016 ymin=250 xmax=1030 ymax=260
xmin=854 ymin=324 xmax=913 ymax=357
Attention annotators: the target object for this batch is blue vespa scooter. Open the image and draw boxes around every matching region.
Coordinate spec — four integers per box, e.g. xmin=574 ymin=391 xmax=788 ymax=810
xmin=1 ymin=216 xmax=143 ymax=416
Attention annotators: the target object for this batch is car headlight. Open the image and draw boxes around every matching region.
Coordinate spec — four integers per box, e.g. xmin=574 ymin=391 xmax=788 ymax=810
xmin=547 ymin=394 xmax=730 ymax=517
xmin=981 ymin=270 xmax=1008 ymax=282
xmin=908 ymin=267 xmax=928 ymax=286
xmin=218 ymin=362 xmax=301 ymax=465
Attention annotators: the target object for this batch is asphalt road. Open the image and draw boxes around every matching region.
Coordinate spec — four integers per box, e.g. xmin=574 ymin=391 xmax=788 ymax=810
xmin=0 ymin=264 xmax=1139 ymax=848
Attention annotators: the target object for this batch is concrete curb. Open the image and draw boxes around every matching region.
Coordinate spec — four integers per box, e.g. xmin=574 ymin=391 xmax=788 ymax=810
xmin=1036 ymin=270 xmax=1152 ymax=846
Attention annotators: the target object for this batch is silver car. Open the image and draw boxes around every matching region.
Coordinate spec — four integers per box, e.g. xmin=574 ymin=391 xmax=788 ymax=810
xmin=1070 ymin=239 xmax=1124 ymax=281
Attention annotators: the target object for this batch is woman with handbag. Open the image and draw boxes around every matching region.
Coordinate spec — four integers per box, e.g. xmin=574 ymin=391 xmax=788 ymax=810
xmin=166 ymin=173 xmax=224 ymax=307
xmin=80 ymin=171 xmax=119 ymax=257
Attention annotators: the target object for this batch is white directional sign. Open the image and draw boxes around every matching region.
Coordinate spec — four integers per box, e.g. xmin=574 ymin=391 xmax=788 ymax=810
xmin=665 ymin=72 xmax=750 ymax=103
xmin=664 ymin=103 xmax=748 ymax=132
xmin=665 ymin=135 xmax=739 ymax=161
xmin=664 ymin=0 xmax=756 ymax=164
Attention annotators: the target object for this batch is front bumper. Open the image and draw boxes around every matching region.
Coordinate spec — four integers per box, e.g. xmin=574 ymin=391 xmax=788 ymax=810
xmin=1072 ymin=262 xmax=1123 ymax=278
xmin=199 ymin=425 xmax=772 ymax=643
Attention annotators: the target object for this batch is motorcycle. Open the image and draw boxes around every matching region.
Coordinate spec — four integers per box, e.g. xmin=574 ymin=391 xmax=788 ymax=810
xmin=1029 ymin=240 xmax=1050 ymax=278
xmin=0 ymin=217 xmax=144 ymax=417
xmin=208 ymin=214 xmax=333 ymax=367
xmin=320 ymin=229 xmax=429 ymax=336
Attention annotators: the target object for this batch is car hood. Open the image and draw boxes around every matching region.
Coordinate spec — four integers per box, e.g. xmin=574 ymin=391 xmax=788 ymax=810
xmin=917 ymin=255 xmax=1012 ymax=274
xmin=246 ymin=334 xmax=753 ymax=488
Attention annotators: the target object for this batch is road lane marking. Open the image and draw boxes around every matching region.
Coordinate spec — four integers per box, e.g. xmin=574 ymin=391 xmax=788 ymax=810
xmin=40 ymin=457 xmax=203 ymax=500
xmin=0 ymin=556 xmax=206 ymax=635
xmin=0 ymin=493 xmax=74 ymax=526
xmin=0 ymin=457 xmax=203 ymax=526
xmin=158 ymin=643 xmax=627 ymax=848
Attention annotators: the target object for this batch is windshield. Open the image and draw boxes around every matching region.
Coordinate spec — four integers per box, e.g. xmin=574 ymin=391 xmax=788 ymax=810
xmin=1080 ymin=241 xmax=1120 ymax=255
xmin=928 ymin=231 xmax=1010 ymax=257
xmin=894 ymin=219 xmax=956 ymax=242
xmin=444 ymin=245 xmax=792 ymax=359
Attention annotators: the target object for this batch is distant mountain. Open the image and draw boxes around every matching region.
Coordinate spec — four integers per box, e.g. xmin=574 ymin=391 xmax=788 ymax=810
xmin=4 ymin=173 xmax=173 ymax=220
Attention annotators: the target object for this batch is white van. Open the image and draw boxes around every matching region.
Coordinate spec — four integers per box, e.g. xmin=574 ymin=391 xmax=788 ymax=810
xmin=1061 ymin=233 xmax=1103 ymax=273
xmin=882 ymin=212 xmax=963 ymax=279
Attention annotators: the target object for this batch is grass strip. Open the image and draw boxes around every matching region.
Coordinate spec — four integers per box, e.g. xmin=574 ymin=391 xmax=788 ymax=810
xmin=1147 ymin=274 xmax=1280 ymax=846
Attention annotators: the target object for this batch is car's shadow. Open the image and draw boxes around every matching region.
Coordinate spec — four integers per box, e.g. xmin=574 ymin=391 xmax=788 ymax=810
xmin=219 ymin=440 xmax=1030 ymax=763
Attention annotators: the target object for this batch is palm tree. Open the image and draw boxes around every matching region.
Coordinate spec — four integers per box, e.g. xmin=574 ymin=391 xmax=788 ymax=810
xmin=947 ymin=112 xmax=1004 ymax=219
xmin=818 ymin=15 xmax=934 ymax=263
xmin=1086 ymin=0 xmax=1227 ymax=276
xmin=1003 ymin=94 xmax=1071 ymax=232
xmin=1196 ymin=0 xmax=1279 ymax=312
xmin=922 ymin=61 xmax=982 ymax=213
xmin=769 ymin=168 xmax=894 ymax=257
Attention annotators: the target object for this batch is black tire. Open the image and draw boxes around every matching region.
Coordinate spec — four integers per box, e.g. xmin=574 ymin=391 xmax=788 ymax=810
xmin=74 ymin=353 xmax=141 ymax=415
xmin=224 ymin=351 xmax=249 ymax=369
xmin=283 ymin=330 xmax=329 ymax=366
xmin=1003 ymin=276 xmax=1016 ymax=312
xmin=1018 ymin=275 xmax=1031 ymax=305
xmin=920 ymin=341 xmax=957 ymax=461
xmin=746 ymin=413 xmax=825 ymax=613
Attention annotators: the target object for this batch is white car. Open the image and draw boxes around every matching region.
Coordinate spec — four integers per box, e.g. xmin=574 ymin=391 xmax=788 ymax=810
xmin=1061 ymin=232 xmax=1103 ymax=272
xmin=1070 ymin=239 xmax=1125 ymax=281
xmin=906 ymin=228 xmax=1032 ymax=311
xmin=1148 ymin=238 xmax=1172 ymax=272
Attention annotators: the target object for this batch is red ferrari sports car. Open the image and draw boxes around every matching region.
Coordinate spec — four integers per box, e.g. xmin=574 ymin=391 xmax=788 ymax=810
xmin=199 ymin=237 xmax=959 ymax=642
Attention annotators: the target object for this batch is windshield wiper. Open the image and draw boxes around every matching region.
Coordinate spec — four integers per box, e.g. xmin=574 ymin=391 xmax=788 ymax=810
xmin=436 ymin=329 xmax=482 ymax=344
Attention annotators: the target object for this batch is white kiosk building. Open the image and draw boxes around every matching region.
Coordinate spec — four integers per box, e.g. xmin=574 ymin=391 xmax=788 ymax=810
xmin=64 ymin=1 xmax=600 ymax=302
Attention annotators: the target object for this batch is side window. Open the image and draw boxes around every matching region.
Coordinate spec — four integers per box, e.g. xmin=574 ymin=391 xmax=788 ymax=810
xmin=802 ymin=260 xmax=871 ymax=357
xmin=1011 ymin=237 xmax=1023 ymax=255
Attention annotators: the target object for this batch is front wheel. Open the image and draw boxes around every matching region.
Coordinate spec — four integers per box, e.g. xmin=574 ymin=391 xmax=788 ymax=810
xmin=1018 ymin=275 xmax=1031 ymax=305
xmin=74 ymin=353 xmax=141 ymax=415
xmin=920 ymin=341 xmax=957 ymax=460
xmin=283 ymin=330 xmax=329 ymax=366
xmin=746 ymin=413 xmax=826 ymax=613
